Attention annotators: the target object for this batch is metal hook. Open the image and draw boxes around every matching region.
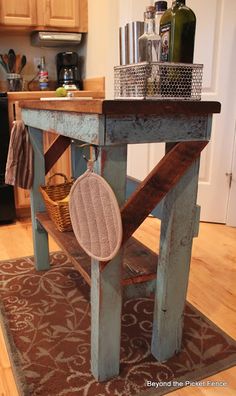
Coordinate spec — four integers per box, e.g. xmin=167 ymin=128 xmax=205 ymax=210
xmin=71 ymin=141 xmax=99 ymax=168
xmin=83 ymin=145 xmax=99 ymax=163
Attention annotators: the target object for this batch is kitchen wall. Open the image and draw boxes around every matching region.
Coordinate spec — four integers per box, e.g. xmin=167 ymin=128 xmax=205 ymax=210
xmin=84 ymin=0 xmax=119 ymax=99
xmin=118 ymin=0 xmax=153 ymax=26
xmin=0 ymin=31 xmax=86 ymax=90
xmin=85 ymin=0 xmax=149 ymax=98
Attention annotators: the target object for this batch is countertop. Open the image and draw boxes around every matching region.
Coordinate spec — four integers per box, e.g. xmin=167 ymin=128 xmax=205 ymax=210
xmin=8 ymin=89 xmax=104 ymax=101
xmin=19 ymin=99 xmax=221 ymax=116
xmin=7 ymin=78 xmax=105 ymax=101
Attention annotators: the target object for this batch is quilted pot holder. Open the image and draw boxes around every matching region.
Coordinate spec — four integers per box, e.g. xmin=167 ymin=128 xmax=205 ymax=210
xmin=69 ymin=169 xmax=123 ymax=261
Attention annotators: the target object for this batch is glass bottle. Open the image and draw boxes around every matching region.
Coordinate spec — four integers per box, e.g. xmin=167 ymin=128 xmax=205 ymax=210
xmin=39 ymin=56 xmax=49 ymax=90
xmin=160 ymin=0 xmax=196 ymax=63
xmin=138 ymin=6 xmax=161 ymax=63
xmin=155 ymin=1 xmax=167 ymax=35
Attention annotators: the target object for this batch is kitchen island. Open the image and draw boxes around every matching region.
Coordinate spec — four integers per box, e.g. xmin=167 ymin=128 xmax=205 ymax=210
xmin=20 ymin=98 xmax=220 ymax=381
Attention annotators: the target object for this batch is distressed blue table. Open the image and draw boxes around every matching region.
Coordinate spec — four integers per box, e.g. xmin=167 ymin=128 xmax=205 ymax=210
xmin=21 ymin=99 xmax=220 ymax=381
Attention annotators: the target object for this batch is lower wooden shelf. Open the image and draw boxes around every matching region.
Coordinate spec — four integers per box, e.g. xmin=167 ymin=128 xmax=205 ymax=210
xmin=37 ymin=212 xmax=158 ymax=299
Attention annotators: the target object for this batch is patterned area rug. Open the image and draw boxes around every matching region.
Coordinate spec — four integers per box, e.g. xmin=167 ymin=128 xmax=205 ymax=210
xmin=1 ymin=252 xmax=236 ymax=396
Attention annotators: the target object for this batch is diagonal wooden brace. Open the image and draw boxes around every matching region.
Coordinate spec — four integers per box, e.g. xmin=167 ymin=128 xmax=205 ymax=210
xmin=44 ymin=135 xmax=71 ymax=175
xmin=99 ymin=140 xmax=208 ymax=271
xmin=121 ymin=140 xmax=208 ymax=246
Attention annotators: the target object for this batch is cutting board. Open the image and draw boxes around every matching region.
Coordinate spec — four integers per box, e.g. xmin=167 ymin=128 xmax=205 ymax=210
xmin=40 ymin=97 xmax=93 ymax=101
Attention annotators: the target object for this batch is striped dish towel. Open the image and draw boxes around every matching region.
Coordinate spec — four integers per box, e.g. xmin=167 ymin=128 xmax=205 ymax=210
xmin=5 ymin=120 xmax=34 ymax=190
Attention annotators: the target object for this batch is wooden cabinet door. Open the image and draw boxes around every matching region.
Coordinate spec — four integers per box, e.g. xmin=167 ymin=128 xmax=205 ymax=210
xmin=14 ymin=188 xmax=31 ymax=211
xmin=7 ymin=100 xmax=31 ymax=213
xmin=42 ymin=0 xmax=87 ymax=30
xmin=0 ymin=0 xmax=37 ymax=26
xmin=7 ymin=96 xmax=72 ymax=217
xmin=43 ymin=131 xmax=71 ymax=184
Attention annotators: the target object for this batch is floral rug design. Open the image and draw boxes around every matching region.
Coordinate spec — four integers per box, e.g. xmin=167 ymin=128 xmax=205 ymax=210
xmin=0 ymin=252 xmax=236 ymax=396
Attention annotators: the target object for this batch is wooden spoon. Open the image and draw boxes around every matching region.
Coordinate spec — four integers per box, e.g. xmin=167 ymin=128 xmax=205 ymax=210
xmin=15 ymin=54 xmax=22 ymax=74
xmin=0 ymin=54 xmax=9 ymax=72
xmin=8 ymin=49 xmax=16 ymax=73
xmin=2 ymin=54 xmax=10 ymax=73
xmin=19 ymin=55 xmax=27 ymax=73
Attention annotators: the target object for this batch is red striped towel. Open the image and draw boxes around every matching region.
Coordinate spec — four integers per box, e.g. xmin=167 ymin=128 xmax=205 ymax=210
xmin=5 ymin=120 xmax=34 ymax=190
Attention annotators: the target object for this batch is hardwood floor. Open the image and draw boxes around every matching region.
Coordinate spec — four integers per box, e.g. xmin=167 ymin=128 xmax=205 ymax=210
xmin=0 ymin=218 xmax=236 ymax=395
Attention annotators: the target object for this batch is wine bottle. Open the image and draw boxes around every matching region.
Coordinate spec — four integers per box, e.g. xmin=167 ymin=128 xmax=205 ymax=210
xmin=160 ymin=0 xmax=196 ymax=63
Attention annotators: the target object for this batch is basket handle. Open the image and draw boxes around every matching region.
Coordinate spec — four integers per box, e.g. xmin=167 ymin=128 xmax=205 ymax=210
xmin=47 ymin=173 xmax=69 ymax=186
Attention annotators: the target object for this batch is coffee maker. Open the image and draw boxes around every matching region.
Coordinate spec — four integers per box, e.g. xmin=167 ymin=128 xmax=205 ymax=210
xmin=56 ymin=51 xmax=82 ymax=90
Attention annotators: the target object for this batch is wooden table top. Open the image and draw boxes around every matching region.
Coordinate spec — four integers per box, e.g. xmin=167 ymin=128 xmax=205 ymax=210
xmin=19 ymin=99 xmax=221 ymax=116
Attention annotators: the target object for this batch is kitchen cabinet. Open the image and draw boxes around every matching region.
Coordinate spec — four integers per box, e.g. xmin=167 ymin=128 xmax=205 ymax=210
xmin=0 ymin=0 xmax=88 ymax=32
xmin=8 ymin=97 xmax=71 ymax=216
xmin=7 ymin=77 xmax=105 ymax=217
xmin=7 ymin=98 xmax=31 ymax=215
xmin=0 ymin=0 xmax=37 ymax=27
xmin=37 ymin=0 xmax=87 ymax=31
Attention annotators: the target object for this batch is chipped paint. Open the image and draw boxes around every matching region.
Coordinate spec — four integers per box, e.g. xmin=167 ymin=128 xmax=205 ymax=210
xmin=105 ymin=114 xmax=210 ymax=144
xmin=22 ymin=109 xmax=105 ymax=145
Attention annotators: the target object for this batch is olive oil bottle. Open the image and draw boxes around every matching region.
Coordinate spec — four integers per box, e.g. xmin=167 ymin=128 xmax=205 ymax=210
xmin=160 ymin=0 xmax=196 ymax=63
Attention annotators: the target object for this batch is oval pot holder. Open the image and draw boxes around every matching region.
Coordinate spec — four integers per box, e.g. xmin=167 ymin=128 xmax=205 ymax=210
xmin=69 ymin=170 xmax=123 ymax=261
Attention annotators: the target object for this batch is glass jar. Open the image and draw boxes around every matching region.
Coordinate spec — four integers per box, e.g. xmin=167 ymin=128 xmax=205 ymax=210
xmin=6 ymin=73 xmax=23 ymax=91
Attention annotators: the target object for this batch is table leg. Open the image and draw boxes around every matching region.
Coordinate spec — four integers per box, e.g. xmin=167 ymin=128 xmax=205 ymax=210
xmin=91 ymin=145 xmax=127 ymax=381
xmin=28 ymin=127 xmax=50 ymax=271
xmin=71 ymin=140 xmax=88 ymax=178
xmin=151 ymin=159 xmax=200 ymax=361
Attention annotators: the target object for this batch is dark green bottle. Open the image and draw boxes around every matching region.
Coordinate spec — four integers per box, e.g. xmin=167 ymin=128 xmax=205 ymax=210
xmin=160 ymin=0 xmax=196 ymax=63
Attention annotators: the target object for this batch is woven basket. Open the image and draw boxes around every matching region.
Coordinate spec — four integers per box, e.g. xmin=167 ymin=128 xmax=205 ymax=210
xmin=40 ymin=173 xmax=74 ymax=232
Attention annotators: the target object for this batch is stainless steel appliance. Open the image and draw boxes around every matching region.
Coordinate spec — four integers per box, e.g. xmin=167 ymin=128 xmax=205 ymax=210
xmin=56 ymin=52 xmax=82 ymax=90
xmin=0 ymin=93 xmax=16 ymax=222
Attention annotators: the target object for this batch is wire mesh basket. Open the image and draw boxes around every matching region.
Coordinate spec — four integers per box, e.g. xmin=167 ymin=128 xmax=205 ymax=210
xmin=114 ymin=62 xmax=203 ymax=101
